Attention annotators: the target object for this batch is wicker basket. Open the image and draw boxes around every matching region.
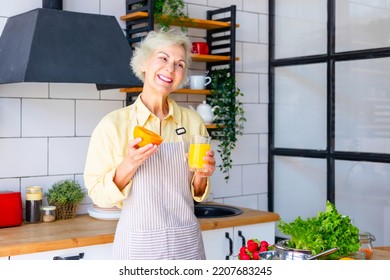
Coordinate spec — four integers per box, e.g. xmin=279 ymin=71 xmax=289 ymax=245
xmin=54 ymin=203 xmax=79 ymax=220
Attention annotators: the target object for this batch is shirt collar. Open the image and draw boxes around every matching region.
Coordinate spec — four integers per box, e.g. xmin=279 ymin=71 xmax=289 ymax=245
xmin=134 ymin=95 xmax=182 ymax=127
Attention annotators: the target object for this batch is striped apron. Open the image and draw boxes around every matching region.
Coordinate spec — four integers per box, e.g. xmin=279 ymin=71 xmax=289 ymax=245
xmin=112 ymin=141 xmax=206 ymax=259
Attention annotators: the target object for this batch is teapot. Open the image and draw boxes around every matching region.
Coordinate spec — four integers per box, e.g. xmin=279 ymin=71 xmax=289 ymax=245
xmin=189 ymin=100 xmax=220 ymax=124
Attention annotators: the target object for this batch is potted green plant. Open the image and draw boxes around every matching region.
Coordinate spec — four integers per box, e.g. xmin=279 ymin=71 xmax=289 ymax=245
xmin=45 ymin=179 xmax=86 ymax=220
xmin=153 ymin=0 xmax=189 ymax=31
xmin=207 ymin=68 xmax=246 ymax=182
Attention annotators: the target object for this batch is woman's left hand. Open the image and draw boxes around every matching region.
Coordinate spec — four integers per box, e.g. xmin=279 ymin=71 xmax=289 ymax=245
xmin=195 ymin=150 xmax=216 ymax=177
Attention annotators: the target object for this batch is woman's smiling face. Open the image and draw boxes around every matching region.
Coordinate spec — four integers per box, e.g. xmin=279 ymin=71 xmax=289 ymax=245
xmin=143 ymin=43 xmax=186 ymax=94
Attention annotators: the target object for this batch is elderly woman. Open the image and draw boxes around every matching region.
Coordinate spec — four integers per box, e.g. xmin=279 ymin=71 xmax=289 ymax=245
xmin=83 ymin=30 xmax=216 ymax=260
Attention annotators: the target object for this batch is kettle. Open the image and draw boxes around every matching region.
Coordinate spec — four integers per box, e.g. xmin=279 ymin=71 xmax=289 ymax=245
xmin=189 ymin=100 xmax=220 ymax=124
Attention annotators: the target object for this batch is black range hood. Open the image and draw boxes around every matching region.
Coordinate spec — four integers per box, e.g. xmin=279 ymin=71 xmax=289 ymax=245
xmin=0 ymin=0 xmax=141 ymax=90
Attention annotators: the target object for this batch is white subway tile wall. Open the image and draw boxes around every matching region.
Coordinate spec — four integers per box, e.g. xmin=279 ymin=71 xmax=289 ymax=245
xmin=0 ymin=0 xmax=269 ymax=213
xmin=22 ymin=99 xmax=75 ymax=137
xmin=0 ymin=98 xmax=21 ymax=137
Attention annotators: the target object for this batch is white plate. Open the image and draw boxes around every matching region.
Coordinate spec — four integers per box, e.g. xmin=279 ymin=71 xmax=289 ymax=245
xmin=92 ymin=204 xmax=121 ymax=213
xmin=88 ymin=207 xmax=121 ymax=220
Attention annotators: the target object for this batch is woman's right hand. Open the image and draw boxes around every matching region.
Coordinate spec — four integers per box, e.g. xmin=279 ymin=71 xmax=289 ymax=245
xmin=113 ymin=137 xmax=159 ymax=190
xmin=128 ymin=137 xmax=159 ymax=167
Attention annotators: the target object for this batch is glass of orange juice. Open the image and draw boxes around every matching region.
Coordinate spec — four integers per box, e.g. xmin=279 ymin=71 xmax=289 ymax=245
xmin=188 ymin=135 xmax=211 ymax=172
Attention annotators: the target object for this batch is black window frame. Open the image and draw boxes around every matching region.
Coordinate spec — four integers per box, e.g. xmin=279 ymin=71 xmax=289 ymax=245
xmin=268 ymin=0 xmax=390 ymax=212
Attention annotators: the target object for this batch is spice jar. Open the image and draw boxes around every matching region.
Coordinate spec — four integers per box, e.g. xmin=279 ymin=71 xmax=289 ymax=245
xmin=25 ymin=186 xmax=43 ymax=223
xmin=359 ymin=231 xmax=376 ymax=259
xmin=41 ymin=205 xmax=56 ymax=222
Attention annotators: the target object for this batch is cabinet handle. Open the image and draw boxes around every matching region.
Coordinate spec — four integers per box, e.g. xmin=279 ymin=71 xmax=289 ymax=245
xmin=238 ymin=230 xmax=246 ymax=247
xmin=225 ymin=232 xmax=233 ymax=260
xmin=53 ymin=252 xmax=85 ymax=260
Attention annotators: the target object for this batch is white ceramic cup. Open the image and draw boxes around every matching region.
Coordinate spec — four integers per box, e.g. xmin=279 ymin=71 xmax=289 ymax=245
xmin=189 ymin=75 xmax=211 ymax=90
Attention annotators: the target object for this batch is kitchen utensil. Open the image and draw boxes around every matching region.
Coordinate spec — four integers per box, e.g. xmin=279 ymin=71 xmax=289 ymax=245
xmin=260 ymin=250 xmax=311 ymax=260
xmin=188 ymin=135 xmax=211 ymax=172
xmin=26 ymin=186 xmax=43 ymax=223
xmin=189 ymin=75 xmax=211 ymax=90
xmin=88 ymin=206 xmax=121 ymax=220
xmin=260 ymin=250 xmax=286 ymax=260
xmin=274 ymin=239 xmax=312 ymax=254
xmin=307 ymin=247 xmax=339 ymax=260
xmin=191 ymin=42 xmax=209 ymax=54
xmin=359 ymin=231 xmax=376 ymax=259
xmin=260 ymin=247 xmax=338 ymax=260
xmin=0 ymin=191 xmax=22 ymax=228
xmin=274 ymin=240 xmax=339 ymax=260
xmin=189 ymin=100 xmax=220 ymax=124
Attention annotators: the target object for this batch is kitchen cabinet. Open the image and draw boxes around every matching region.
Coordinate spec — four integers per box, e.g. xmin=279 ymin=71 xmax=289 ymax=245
xmin=0 ymin=204 xmax=279 ymax=259
xmin=202 ymin=222 xmax=276 ymax=260
xmin=120 ymin=1 xmax=239 ymax=117
xmin=9 ymin=243 xmax=113 ymax=260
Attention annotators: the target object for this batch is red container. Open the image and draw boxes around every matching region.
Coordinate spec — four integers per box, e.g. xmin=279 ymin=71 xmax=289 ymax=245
xmin=191 ymin=42 xmax=209 ymax=55
xmin=0 ymin=191 xmax=23 ymax=228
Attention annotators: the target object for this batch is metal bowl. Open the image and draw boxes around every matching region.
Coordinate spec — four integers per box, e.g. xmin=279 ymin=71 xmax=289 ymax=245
xmin=272 ymin=240 xmax=313 ymax=260
xmin=260 ymin=250 xmax=312 ymax=260
xmin=260 ymin=250 xmax=285 ymax=260
xmin=274 ymin=240 xmax=312 ymax=254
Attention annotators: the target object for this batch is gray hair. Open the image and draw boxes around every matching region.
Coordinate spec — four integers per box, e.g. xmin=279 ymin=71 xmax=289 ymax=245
xmin=130 ymin=30 xmax=192 ymax=85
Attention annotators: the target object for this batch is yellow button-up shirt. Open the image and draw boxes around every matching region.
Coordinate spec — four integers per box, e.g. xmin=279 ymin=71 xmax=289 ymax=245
xmin=84 ymin=96 xmax=210 ymax=208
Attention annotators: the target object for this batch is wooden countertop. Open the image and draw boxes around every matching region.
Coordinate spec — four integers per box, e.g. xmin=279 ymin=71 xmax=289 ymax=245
xmin=0 ymin=203 xmax=279 ymax=257
xmin=371 ymin=247 xmax=390 ymax=260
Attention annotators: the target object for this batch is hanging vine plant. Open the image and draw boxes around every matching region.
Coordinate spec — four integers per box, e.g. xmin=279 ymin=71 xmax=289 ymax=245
xmin=207 ymin=68 xmax=246 ymax=182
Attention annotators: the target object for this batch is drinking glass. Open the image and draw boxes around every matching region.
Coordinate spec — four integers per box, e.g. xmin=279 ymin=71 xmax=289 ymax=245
xmin=188 ymin=135 xmax=211 ymax=172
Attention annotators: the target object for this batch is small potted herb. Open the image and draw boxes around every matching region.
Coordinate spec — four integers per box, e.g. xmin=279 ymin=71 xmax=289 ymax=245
xmin=45 ymin=179 xmax=86 ymax=220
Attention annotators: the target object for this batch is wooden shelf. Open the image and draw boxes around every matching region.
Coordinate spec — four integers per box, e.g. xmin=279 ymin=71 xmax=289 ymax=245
xmin=191 ymin=54 xmax=239 ymax=62
xmin=120 ymin=12 xmax=240 ymax=30
xmin=120 ymin=87 xmax=211 ymax=95
xmin=205 ymin=123 xmax=219 ymax=129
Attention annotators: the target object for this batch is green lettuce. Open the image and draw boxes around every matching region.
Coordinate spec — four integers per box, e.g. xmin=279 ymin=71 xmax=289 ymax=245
xmin=278 ymin=201 xmax=360 ymax=259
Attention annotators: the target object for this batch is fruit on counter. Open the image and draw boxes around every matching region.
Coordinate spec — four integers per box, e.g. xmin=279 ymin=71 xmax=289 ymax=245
xmin=277 ymin=201 xmax=360 ymax=260
xmin=238 ymin=239 xmax=272 ymax=260
xmin=133 ymin=126 xmax=163 ymax=147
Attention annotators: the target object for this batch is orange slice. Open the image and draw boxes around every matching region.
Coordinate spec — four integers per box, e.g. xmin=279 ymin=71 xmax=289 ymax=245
xmin=133 ymin=126 xmax=163 ymax=147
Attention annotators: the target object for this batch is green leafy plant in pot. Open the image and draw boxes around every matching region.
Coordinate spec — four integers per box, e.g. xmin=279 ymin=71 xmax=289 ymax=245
xmin=207 ymin=68 xmax=246 ymax=182
xmin=153 ymin=0 xmax=189 ymax=31
xmin=45 ymin=179 xmax=86 ymax=220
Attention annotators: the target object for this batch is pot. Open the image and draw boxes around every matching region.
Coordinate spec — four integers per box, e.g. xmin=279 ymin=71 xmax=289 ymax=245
xmin=260 ymin=250 xmax=311 ymax=260
xmin=274 ymin=240 xmax=312 ymax=254
xmin=273 ymin=240 xmax=338 ymax=260
xmin=191 ymin=42 xmax=209 ymax=54
xmin=189 ymin=101 xmax=220 ymax=124
xmin=260 ymin=248 xmax=338 ymax=260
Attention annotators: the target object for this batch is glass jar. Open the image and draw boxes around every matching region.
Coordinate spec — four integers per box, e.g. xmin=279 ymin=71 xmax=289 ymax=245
xmin=359 ymin=231 xmax=376 ymax=259
xmin=41 ymin=205 xmax=56 ymax=222
xmin=25 ymin=186 xmax=43 ymax=223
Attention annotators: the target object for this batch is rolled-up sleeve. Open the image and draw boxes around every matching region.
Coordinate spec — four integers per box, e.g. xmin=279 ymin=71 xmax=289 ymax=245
xmin=190 ymin=175 xmax=211 ymax=203
xmin=83 ymin=114 xmax=131 ymax=209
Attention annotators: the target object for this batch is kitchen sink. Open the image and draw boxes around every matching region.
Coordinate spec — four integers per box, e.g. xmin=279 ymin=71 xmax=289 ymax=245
xmin=194 ymin=204 xmax=243 ymax=218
